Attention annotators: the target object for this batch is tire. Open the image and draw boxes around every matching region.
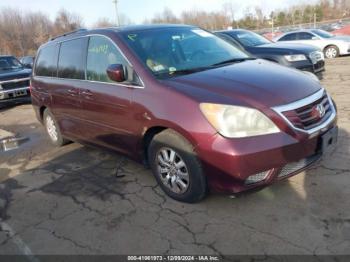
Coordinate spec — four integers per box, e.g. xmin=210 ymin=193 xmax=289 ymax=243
xmin=324 ymin=45 xmax=339 ymax=59
xmin=148 ymin=129 xmax=207 ymax=203
xmin=43 ymin=109 xmax=69 ymax=147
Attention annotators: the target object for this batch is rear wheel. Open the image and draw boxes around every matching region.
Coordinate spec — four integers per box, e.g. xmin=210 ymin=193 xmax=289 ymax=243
xmin=43 ymin=109 xmax=69 ymax=147
xmin=324 ymin=45 xmax=339 ymax=59
xmin=148 ymin=129 xmax=207 ymax=203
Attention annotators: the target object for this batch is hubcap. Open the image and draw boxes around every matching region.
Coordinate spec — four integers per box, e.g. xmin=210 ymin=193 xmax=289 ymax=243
xmin=156 ymin=148 xmax=190 ymax=194
xmin=46 ymin=115 xmax=58 ymax=142
xmin=325 ymin=48 xmax=337 ymax=59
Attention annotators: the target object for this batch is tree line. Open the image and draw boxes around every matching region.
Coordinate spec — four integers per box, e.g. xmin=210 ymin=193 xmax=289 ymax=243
xmin=0 ymin=8 xmax=85 ymax=57
xmin=0 ymin=0 xmax=350 ymax=57
xmin=147 ymin=0 xmax=350 ymax=30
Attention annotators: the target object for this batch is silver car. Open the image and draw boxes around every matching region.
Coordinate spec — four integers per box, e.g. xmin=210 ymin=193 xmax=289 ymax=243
xmin=274 ymin=29 xmax=350 ymax=59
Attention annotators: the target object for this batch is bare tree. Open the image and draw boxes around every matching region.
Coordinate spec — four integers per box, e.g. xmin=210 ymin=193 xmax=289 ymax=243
xmin=54 ymin=8 xmax=84 ymax=35
xmin=93 ymin=18 xmax=114 ymax=28
xmin=0 ymin=8 xmax=26 ymax=56
xmin=255 ymin=7 xmax=264 ymax=29
xmin=119 ymin=13 xmax=133 ymax=26
xmin=152 ymin=8 xmax=180 ymax=24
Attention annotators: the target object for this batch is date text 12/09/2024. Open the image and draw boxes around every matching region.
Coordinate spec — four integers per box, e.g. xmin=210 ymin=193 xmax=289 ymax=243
xmin=127 ymin=256 xmax=220 ymax=261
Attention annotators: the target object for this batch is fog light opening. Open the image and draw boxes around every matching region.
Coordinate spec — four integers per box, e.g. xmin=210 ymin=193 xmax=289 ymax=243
xmin=245 ymin=171 xmax=270 ymax=185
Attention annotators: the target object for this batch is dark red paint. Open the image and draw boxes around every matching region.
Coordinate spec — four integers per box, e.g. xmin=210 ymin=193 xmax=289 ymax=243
xmin=31 ymin=27 xmax=337 ymax=194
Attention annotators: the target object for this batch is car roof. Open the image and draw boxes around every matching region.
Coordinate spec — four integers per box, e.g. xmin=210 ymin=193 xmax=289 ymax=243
xmin=48 ymin=24 xmax=195 ymax=43
xmin=111 ymin=24 xmax=194 ymax=32
xmin=279 ymin=29 xmax=317 ymax=36
xmin=275 ymin=29 xmax=317 ymax=40
xmin=215 ymin=29 xmax=249 ymax=34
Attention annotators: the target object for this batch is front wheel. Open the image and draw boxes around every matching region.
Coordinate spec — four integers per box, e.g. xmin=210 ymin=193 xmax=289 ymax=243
xmin=324 ymin=45 xmax=339 ymax=59
xmin=148 ymin=129 xmax=207 ymax=203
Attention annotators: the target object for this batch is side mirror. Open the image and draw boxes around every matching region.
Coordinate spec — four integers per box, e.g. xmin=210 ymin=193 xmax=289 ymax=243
xmin=106 ymin=64 xmax=125 ymax=82
xmin=311 ymin=36 xmax=318 ymax=40
xmin=24 ymin=63 xmax=32 ymax=69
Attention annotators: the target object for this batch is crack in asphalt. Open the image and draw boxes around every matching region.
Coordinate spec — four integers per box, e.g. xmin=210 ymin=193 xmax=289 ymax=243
xmin=35 ymin=226 xmax=100 ymax=253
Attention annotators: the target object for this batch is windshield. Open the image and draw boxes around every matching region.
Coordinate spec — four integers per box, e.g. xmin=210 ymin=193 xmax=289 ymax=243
xmin=121 ymin=27 xmax=250 ymax=79
xmin=311 ymin=29 xmax=334 ymax=38
xmin=0 ymin=56 xmax=23 ymax=71
xmin=229 ymin=30 xmax=271 ymax=47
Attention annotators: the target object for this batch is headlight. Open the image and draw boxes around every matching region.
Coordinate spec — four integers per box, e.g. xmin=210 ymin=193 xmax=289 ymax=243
xmin=284 ymin=54 xmax=307 ymax=62
xmin=309 ymin=51 xmax=324 ymax=64
xmin=200 ymin=103 xmax=280 ymax=138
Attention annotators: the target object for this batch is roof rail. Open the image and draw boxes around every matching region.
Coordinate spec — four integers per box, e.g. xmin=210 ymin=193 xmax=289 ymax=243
xmin=50 ymin=28 xmax=88 ymax=41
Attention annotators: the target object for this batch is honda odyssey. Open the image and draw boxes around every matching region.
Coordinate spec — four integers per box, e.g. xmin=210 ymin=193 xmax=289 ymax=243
xmin=31 ymin=25 xmax=338 ymax=203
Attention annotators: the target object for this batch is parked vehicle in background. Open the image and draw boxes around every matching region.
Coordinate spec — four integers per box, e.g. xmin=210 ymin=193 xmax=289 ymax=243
xmin=0 ymin=55 xmax=31 ymax=104
xmin=216 ymin=29 xmax=325 ymax=78
xmin=262 ymin=31 xmax=282 ymax=41
xmin=31 ymin=25 xmax=337 ymax=203
xmin=20 ymin=56 xmax=35 ymax=68
xmin=274 ymin=29 xmax=350 ymax=58
xmin=332 ymin=24 xmax=350 ymax=36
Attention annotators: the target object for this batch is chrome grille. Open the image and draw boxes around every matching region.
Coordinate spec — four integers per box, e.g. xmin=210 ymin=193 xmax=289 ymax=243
xmin=281 ymin=92 xmax=332 ymax=131
xmin=0 ymin=78 xmax=30 ymax=90
xmin=278 ymin=154 xmax=321 ymax=178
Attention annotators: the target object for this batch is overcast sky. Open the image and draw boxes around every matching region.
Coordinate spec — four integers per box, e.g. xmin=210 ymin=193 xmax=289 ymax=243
xmin=0 ymin=0 xmax=318 ymax=26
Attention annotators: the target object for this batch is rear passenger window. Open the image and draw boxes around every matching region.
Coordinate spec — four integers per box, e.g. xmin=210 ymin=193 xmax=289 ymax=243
xmin=87 ymin=36 xmax=139 ymax=84
xmin=35 ymin=45 xmax=58 ymax=77
xmin=58 ymin=38 xmax=87 ymax=80
xmin=297 ymin=32 xmax=314 ymax=40
xmin=279 ymin=33 xmax=297 ymax=41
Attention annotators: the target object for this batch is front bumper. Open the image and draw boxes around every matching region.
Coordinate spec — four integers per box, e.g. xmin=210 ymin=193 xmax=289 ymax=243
xmin=0 ymin=86 xmax=31 ymax=101
xmin=292 ymin=60 xmax=325 ymax=75
xmin=197 ymin=91 xmax=337 ymax=194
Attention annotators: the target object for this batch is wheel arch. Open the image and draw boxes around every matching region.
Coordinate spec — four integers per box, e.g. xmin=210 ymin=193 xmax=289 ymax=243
xmin=141 ymin=123 xmax=199 ymax=165
xmin=39 ymin=106 xmax=47 ymax=121
xmin=323 ymin=44 xmax=339 ymax=53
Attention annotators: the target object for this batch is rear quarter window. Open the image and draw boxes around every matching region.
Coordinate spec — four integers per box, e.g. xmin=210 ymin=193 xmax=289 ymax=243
xmin=57 ymin=38 xmax=88 ymax=80
xmin=35 ymin=45 xmax=59 ymax=77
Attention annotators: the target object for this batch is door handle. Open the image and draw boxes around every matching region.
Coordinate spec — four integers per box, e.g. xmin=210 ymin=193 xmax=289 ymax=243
xmin=67 ymin=89 xmax=79 ymax=95
xmin=81 ymin=89 xmax=93 ymax=99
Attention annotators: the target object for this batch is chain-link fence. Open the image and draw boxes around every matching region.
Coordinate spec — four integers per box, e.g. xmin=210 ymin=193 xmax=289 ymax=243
xmin=255 ymin=17 xmax=350 ymax=37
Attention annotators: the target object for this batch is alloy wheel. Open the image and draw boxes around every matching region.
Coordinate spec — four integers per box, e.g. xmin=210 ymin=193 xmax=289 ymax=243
xmin=325 ymin=47 xmax=337 ymax=59
xmin=46 ymin=115 xmax=58 ymax=142
xmin=156 ymin=147 xmax=190 ymax=194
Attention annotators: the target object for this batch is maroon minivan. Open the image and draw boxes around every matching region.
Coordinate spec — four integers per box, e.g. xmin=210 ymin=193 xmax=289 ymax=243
xmin=31 ymin=25 xmax=338 ymax=202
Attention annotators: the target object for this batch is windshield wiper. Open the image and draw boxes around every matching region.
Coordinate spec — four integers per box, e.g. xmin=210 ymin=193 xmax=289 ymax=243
xmin=155 ymin=66 xmax=211 ymax=78
xmin=170 ymin=67 xmax=211 ymax=75
xmin=212 ymin=57 xmax=256 ymax=67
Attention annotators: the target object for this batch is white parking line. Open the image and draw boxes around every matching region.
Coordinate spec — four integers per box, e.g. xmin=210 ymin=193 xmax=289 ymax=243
xmin=0 ymin=220 xmax=40 ymax=262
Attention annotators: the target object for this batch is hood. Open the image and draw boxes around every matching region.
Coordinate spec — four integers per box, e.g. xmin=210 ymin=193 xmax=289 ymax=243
xmin=0 ymin=68 xmax=32 ymax=82
xmin=163 ymin=59 xmax=322 ymax=108
xmin=333 ymin=35 xmax=350 ymax=42
xmin=252 ymin=42 xmax=319 ymax=54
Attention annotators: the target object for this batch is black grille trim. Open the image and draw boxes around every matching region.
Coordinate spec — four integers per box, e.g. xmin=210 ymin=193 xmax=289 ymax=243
xmin=1 ymin=80 xmax=30 ymax=90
